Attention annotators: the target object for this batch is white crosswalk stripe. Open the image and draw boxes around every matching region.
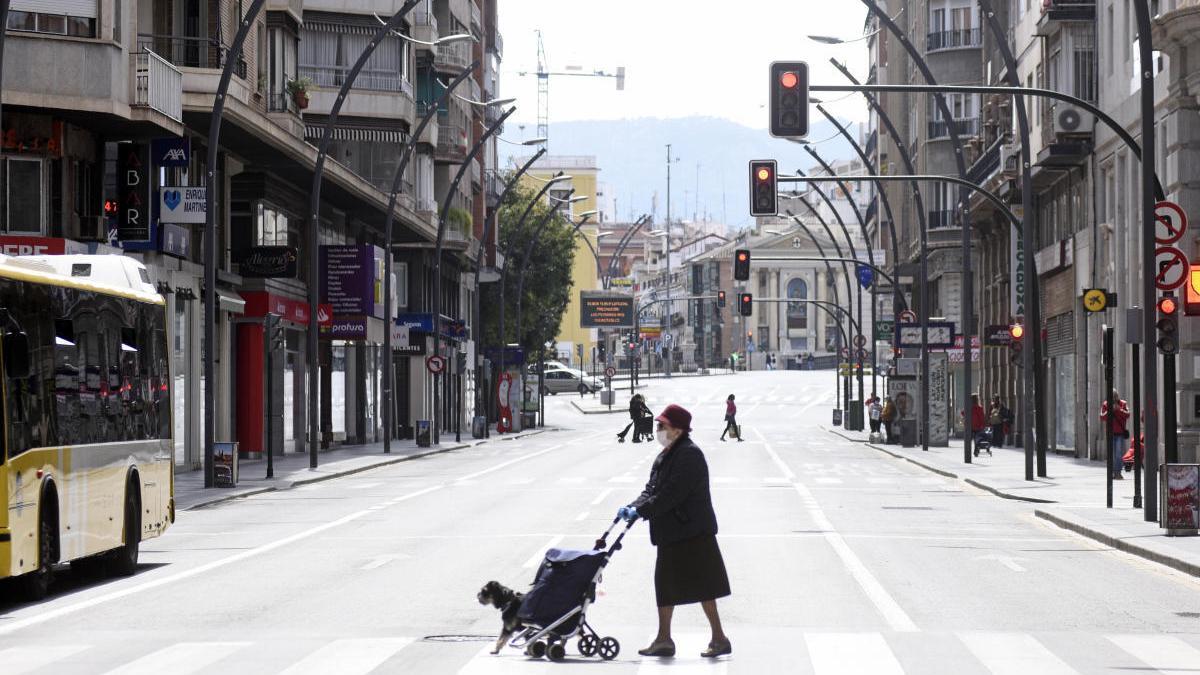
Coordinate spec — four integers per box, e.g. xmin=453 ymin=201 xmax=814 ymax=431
xmin=279 ymin=638 xmax=415 ymax=675
xmin=815 ymin=477 xmax=844 ymax=484
xmin=958 ymin=632 xmax=1079 ymax=675
xmin=805 ymin=633 xmax=904 ymax=674
xmin=1108 ymin=634 xmax=1200 ymax=675
xmin=1 ymin=645 xmax=92 ymax=675
xmin=102 ymin=642 xmax=251 ymax=675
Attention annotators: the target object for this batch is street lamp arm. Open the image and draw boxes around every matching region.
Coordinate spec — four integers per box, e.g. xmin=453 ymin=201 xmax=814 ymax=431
xmin=668 ymin=233 xmax=730 ymax=253
xmin=793 ymin=169 xmax=856 ymax=304
xmin=804 ymin=146 xmax=876 ymax=280
xmin=783 ymin=211 xmax=845 ymax=314
xmin=606 ymin=214 xmax=650 ymax=287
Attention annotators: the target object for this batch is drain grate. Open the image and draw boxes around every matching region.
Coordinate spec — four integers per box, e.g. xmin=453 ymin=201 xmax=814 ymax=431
xmin=424 ymin=635 xmax=497 ymax=643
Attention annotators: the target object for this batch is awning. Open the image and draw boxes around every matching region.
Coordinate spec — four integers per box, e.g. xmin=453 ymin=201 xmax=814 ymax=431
xmin=304 ymin=125 xmax=410 ymax=143
xmin=217 ymin=289 xmax=246 ymax=314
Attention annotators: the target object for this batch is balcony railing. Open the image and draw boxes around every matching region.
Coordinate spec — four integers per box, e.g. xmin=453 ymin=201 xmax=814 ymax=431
xmin=926 ymin=28 xmax=982 ymax=52
xmin=470 ymin=0 xmax=482 ymax=30
xmin=927 ymin=117 xmax=980 ymax=140
xmin=436 ymin=123 xmax=467 ymax=161
xmin=488 ymin=28 xmax=504 ymax=58
xmin=298 ymin=64 xmax=412 ymax=94
xmin=132 ymin=49 xmax=183 ymax=123
xmin=434 ymin=42 xmax=471 ymax=71
xmin=266 ymin=91 xmax=300 ymax=115
xmin=486 ymin=169 xmax=504 ymax=207
xmin=136 ymin=34 xmax=246 ymax=77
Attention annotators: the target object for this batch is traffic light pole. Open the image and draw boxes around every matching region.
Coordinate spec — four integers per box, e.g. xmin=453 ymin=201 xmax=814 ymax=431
xmin=1105 ymin=326 xmax=1115 ymax=509
xmin=1135 ymin=1 xmax=1160 ymax=523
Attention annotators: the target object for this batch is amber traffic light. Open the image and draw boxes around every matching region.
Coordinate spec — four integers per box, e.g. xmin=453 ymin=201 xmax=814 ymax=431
xmin=748 ymin=161 xmax=777 ymax=217
xmin=1158 ymin=295 xmax=1180 ymax=354
xmin=734 ymin=249 xmax=751 ymax=281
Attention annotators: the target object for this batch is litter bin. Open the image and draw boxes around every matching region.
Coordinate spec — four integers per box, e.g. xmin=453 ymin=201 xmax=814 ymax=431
xmin=213 ymin=441 xmax=239 ymax=487
xmin=899 ymin=419 xmax=917 ymax=448
xmin=600 ymin=389 xmax=615 ymax=406
xmin=472 ymin=415 xmax=486 ymax=439
xmin=847 ymin=402 xmax=863 ymax=431
xmin=832 ymin=409 xmax=843 ymax=427
xmin=521 ymin=411 xmax=537 ymax=429
xmin=415 ymin=420 xmax=431 ymax=447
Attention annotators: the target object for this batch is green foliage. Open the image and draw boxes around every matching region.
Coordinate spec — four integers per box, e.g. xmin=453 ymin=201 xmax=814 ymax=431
xmin=447 ymin=206 xmax=473 ymax=236
xmin=480 ymin=182 xmax=577 ymax=361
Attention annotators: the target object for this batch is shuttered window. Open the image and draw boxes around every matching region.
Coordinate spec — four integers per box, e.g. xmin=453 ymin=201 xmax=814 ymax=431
xmin=11 ymin=1 xmax=96 ymax=18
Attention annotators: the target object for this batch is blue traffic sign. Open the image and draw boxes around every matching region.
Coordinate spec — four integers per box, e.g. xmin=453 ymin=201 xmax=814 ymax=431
xmin=857 ymin=264 xmax=874 ymax=289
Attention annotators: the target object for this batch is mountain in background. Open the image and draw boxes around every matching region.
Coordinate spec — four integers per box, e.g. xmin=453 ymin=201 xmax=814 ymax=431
xmin=502 ymin=115 xmax=860 ymax=229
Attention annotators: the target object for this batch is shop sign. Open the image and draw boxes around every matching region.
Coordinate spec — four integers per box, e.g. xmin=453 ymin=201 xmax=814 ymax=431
xmin=440 ymin=316 xmax=467 ymax=340
xmin=159 ymin=223 xmax=191 ymax=259
xmin=159 ymin=186 xmax=207 ymax=224
xmin=320 ymin=245 xmax=385 ymax=319
xmin=396 ymin=335 xmax=428 ymax=356
xmin=117 ymin=142 xmax=153 ymax=243
xmin=1164 ymin=465 xmax=1200 ymax=531
xmin=322 ymin=315 xmax=368 ymax=340
xmin=240 ymin=291 xmax=310 ymax=324
xmin=317 ymin=304 xmax=332 ymax=328
xmin=984 ymin=324 xmax=1014 ymax=346
xmin=396 ymin=313 xmax=434 ymax=332
xmin=0 ymin=236 xmax=88 ymax=256
xmin=1 ymin=122 xmax=63 ymax=156
xmin=151 ymin=137 xmax=190 ymax=167
xmin=580 ymin=292 xmax=634 ymax=328
xmin=240 ymin=246 xmax=298 ymax=278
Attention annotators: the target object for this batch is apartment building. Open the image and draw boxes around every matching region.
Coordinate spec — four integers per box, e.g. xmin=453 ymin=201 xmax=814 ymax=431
xmin=1 ymin=0 xmax=502 ymax=467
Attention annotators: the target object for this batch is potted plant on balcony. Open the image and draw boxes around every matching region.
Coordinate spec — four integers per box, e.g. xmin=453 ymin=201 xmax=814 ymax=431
xmin=286 ymin=76 xmax=313 ymax=110
xmin=447 ymin=206 xmax=473 ymax=239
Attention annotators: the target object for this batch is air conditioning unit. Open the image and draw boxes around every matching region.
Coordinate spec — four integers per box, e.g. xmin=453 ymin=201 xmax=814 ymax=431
xmin=999 ymin=143 xmax=1020 ymax=174
xmin=1053 ymin=105 xmax=1093 ymax=137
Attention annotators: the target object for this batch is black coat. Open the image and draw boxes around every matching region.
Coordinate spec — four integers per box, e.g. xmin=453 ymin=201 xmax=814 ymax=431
xmin=628 ymin=399 xmax=651 ymax=421
xmin=629 ymin=436 xmax=718 ymax=546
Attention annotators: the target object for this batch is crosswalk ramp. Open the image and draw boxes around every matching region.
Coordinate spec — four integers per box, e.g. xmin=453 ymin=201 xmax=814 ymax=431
xmin=4 ymin=632 xmax=1200 ymax=673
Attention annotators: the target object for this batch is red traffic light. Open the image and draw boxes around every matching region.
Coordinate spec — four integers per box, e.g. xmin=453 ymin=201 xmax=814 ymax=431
xmin=1009 ymin=323 xmax=1025 ymax=340
xmin=1159 ymin=296 xmax=1180 ymax=315
xmin=737 ymin=251 xmax=748 ymax=262
xmin=780 ymin=71 xmax=799 ymax=89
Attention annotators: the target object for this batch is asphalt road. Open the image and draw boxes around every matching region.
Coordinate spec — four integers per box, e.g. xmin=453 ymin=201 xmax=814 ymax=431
xmin=4 ymin=370 xmax=1200 ymax=673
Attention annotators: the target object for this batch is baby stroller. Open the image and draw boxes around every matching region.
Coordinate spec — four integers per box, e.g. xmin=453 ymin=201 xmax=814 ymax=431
xmin=634 ymin=415 xmax=654 ymax=442
xmin=973 ymin=428 xmax=993 ymax=457
xmin=509 ymin=516 xmax=636 ymax=662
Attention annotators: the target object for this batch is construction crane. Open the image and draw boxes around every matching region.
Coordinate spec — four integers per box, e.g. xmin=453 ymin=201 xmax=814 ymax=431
xmin=518 ymin=30 xmax=625 ymax=150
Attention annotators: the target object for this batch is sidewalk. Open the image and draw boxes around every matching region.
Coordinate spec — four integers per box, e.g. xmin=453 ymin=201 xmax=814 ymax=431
xmin=174 ymin=429 xmax=547 ymax=511
xmin=829 ymin=425 xmax=1200 ymax=578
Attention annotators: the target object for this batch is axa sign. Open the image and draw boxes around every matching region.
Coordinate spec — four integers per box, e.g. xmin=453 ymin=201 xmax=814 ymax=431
xmin=151 ymin=137 xmax=191 ymax=168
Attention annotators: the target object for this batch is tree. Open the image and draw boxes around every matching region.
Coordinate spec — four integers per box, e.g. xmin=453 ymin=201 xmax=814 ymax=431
xmin=481 ymin=182 xmax=577 ymax=362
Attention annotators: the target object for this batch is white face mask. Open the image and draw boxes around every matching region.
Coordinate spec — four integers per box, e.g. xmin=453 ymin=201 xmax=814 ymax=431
xmin=656 ymin=429 xmax=673 ymax=447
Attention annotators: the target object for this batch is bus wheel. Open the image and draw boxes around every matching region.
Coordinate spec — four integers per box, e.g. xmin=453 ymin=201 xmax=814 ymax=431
xmin=107 ymin=483 xmax=140 ymax=577
xmin=20 ymin=511 xmax=55 ymax=600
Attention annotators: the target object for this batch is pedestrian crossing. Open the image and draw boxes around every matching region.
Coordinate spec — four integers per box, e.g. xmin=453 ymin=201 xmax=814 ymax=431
xmin=601 ymin=392 xmax=831 ymax=408
xmin=488 ymin=472 xmax=948 ymax=488
xmin=5 ymin=632 xmax=1199 ymax=673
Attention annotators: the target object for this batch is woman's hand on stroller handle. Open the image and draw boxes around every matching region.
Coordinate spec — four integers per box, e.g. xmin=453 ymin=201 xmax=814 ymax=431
xmin=616 ymin=506 xmax=639 ymax=523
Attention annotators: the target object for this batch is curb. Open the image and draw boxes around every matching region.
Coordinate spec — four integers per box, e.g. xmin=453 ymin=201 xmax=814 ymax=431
xmin=570 ymin=401 xmax=625 ymax=415
xmin=182 ymin=429 xmax=550 ymax=511
xmin=1035 ymin=508 xmax=1200 ymax=579
xmin=823 ymin=426 xmax=1058 ymax=504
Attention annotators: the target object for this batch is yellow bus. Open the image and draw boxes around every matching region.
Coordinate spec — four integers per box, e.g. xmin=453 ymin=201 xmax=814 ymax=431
xmin=0 ymin=254 xmax=174 ymax=599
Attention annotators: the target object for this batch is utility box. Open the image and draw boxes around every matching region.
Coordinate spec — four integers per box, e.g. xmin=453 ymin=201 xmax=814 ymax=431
xmin=847 ymin=402 xmax=863 ymax=431
xmin=415 ymin=420 xmax=431 ymax=448
xmin=472 ymin=415 xmax=486 ymax=439
xmin=900 ymin=420 xmax=918 ymax=448
xmin=213 ymin=442 xmax=239 ymax=487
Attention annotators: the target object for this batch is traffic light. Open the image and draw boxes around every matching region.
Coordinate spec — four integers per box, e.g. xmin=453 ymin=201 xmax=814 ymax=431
xmin=1187 ymin=265 xmax=1200 ymax=316
xmin=748 ymin=161 xmax=777 ymax=217
xmin=739 ymin=293 xmax=753 ymax=317
xmin=597 ymin=342 xmax=607 ymax=362
xmin=769 ymin=61 xmax=809 ymax=139
xmin=734 ymin=249 xmax=751 ymax=281
xmin=1157 ymin=295 xmax=1180 ymax=354
xmin=717 ymin=290 xmax=726 ymax=308
xmin=1008 ymin=322 xmax=1024 ymax=364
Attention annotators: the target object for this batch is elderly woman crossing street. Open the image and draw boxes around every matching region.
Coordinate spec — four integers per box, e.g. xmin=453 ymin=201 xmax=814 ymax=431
xmin=616 ymin=403 xmax=732 ymax=659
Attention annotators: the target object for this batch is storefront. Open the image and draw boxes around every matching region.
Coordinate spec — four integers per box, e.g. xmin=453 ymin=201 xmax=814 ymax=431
xmin=236 ymin=291 xmax=310 ymax=457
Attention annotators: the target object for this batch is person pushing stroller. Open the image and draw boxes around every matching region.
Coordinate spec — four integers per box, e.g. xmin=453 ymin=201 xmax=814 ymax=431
xmin=618 ymin=394 xmax=653 ymax=443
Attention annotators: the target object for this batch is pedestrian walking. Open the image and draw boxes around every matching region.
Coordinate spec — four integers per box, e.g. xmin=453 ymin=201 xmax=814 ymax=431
xmin=866 ymin=392 xmax=882 ymax=435
xmin=719 ymin=394 xmax=742 ymax=442
xmin=615 ymin=403 xmax=732 ymax=659
xmin=881 ymin=396 xmax=896 ymax=443
xmin=988 ymin=396 xmax=1012 ymax=448
xmin=617 ymin=394 xmax=652 ymax=443
xmin=1100 ymin=391 xmax=1130 ymax=480
xmin=962 ymin=394 xmax=987 ymax=453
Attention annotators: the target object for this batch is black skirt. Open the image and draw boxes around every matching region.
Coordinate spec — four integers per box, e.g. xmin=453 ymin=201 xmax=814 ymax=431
xmin=654 ymin=534 xmax=731 ymax=607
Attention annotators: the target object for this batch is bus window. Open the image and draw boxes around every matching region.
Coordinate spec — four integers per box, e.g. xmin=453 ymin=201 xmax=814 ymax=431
xmin=0 ymin=279 xmax=53 ymax=456
xmin=53 ymin=318 xmax=82 ymax=445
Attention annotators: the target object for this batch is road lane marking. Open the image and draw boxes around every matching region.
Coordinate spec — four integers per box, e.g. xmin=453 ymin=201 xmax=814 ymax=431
xmin=590 ymin=487 xmax=615 ymax=505
xmin=958 ymin=633 xmax=1078 ymax=675
xmin=523 ymin=535 xmax=565 ymax=568
xmin=805 ymin=633 xmax=904 ymax=674
xmin=102 ymin=642 xmax=251 ymax=675
xmin=280 ymin=638 xmax=414 ymax=675
xmin=575 ymin=511 xmax=590 ymax=521
xmin=359 ymin=553 xmax=411 ymax=570
xmin=972 ymin=554 xmax=1027 ymax=572
xmin=1108 ymin=634 xmax=1200 ymax=675
xmin=1 ymin=645 xmax=92 ymax=675
xmin=757 ymin=427 xmax=917 ymax=632
xmin=455 ymin=443 xmax=566 ymax=483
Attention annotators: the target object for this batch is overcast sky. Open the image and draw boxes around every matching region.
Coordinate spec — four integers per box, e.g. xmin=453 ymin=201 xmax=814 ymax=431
xmin=497 ymin=1 xmax=872 ymax=133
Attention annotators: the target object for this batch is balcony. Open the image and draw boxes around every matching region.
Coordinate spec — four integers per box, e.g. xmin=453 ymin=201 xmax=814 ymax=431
xmin=488 ymin=28 xmax=504 ymax=59
xmin=1036 ymin=0 xmax=1096 ymax=35
xmin=436 ymin=123 xmax=468 ymax=163
xmin=927 ymin=211 xmax=958 ymax=229
xmin=470 ymin=0 xmax=483 ymax=34
xmin=411 ymin=11 xmax=438 ymax=52
xmin=486 ymin=170 xmax=504 ymax=207
xmin=132 ymin=49 xmax=183 ymax=123
xmin=926 ymin=28 xmax=982 ymax=52
xmin=434 ymin=42 xmax=471 ymax=73
xmin=927 ymin=117 xmax=980 ymax=140
xmin=137 ymin=34 xmax=246 ymax=77
xmin=266 ymin=91 xmax=301 ymax=116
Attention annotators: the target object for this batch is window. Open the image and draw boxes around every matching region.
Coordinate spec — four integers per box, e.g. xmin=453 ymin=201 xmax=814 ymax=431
xmin=255 ymin=203 xmax=291 ymax=246
xmin=6 ymin=1 xmax=97 ymax=38
xmin=2 ymin=157 xmax=45 ymax=234
xmin=299 ymin=24 xmax=411 ymax=93
xmin=787 ymin=278 xmax=808 ymax=330
xmin=1069 ymin=25 xmax=1097 ymax=103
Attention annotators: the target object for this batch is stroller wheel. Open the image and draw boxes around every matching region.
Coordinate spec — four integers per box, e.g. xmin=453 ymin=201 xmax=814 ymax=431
xmin=598 ymin=637 xmax=620 ymax=661
xmin=578 ymin=635 xmax=599 ymax=657
xmin=548 ymin=642 xmax=567 ymax=662
xmin=526 ymin=640 xmax=548 ymax=659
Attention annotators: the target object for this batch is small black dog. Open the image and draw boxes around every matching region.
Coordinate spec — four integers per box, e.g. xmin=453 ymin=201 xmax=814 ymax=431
xmin=477 ymin=580 xmax=525 ymax=654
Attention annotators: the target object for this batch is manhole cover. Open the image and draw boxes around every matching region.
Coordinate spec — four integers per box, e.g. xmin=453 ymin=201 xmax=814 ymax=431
xmin=424 ymin=635 xmax=497 ymax=643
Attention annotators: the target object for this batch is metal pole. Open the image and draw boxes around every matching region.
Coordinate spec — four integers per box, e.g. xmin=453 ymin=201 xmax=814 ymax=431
xmin=1134 ymin=0 xmax=1159 ymax=521
xmin=383 ymin=63 xmax=477 ymax=454
xmin=1133 ymin=340 xmax=1143 ymax=509
xmin=265 ymin=313 xmax=277 ymax=479
xmin=205 ymin=0 xmax=269 ymax=488
xmin=1105 ymin=326 xmax=1114 ymax=509
xmin=665 ymin=144 xmax=673 ymax=378
xmin=308 ymin=1 xmax=421 ymax=468
xmin=433 ymin=106 xmax=517 ymax=444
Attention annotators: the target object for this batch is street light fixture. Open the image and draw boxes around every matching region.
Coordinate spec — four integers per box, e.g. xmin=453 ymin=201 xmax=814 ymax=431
xmin=373 ymin=13 xmax=476 ymax=47
xmin=456 ymin=93 xmax=518 ymax=107
xmin=808 ymin=7 xmax=901 ymax=43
